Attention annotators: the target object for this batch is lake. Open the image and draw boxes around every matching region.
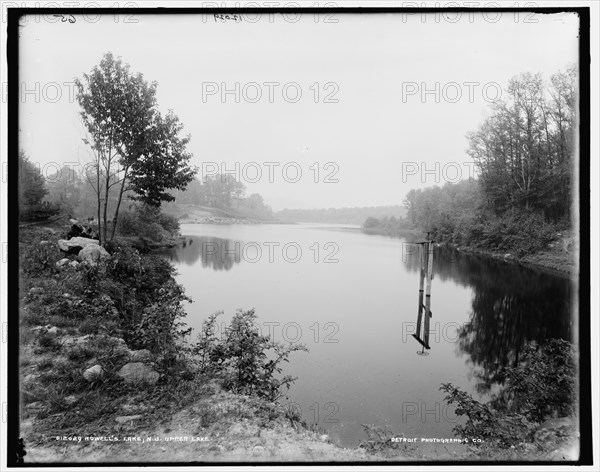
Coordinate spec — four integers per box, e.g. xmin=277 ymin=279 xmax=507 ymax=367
xmin=159 ymin=223 xmax=573 ymax=450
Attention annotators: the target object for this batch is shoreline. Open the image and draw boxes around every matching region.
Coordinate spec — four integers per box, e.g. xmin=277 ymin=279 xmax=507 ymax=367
xmin=359 ymin=227 xmax=574 ymax=278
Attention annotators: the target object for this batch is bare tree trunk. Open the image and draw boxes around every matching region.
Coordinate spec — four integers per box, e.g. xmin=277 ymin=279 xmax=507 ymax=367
xmin=96 ymin=154 xmax=103 ymax=245
xmin=102 ymin=136 xmax=113 ymax=246
xmin=110 ymin=164 xmax=130 ymax=241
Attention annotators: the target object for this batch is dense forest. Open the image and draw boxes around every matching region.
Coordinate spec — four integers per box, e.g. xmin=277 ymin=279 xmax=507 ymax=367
xmin=365 ymin=67 xmax=577 ymax=257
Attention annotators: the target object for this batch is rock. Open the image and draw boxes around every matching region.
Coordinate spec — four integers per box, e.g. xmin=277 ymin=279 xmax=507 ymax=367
xmin=130 ymin=349 xmax=153 ymax=363
xmin=504 ymin=253 xmax=512 ymax=259
xmin=115 ymin=415 xmax=143 ymax=424
xmin=58 ymin=237 xmax=100 ymax=254
xmin=83 ymin=364 xmax=104 ymax=381
xmin=25 ymin=401 xmax=44 ymax=410
xmin=56 ymin=258 xmax=70 ymax=268
xmin=69 ymin=219 xmax=79 ymax=225
xmin=120 ymin=403 xmax=148 ymax=414
xmin=116 ymin=362 xmax=159 ymax=385
xmin=47 ymin=326 xmax=59 ymax=335
xmin=65 ymin=395 xmax=77 ymax=406
xmin=69 ymin=260 xmax=80 ymax=268
xmin=23 ymin=373 xmax=39 ymax=384
xmin=78 ymin=244 xmax=110 ymax=263
xmin=252 ymin=445 xmax=265 ymax=456
xmin=21 ymin=390 xmax=37 ymax=404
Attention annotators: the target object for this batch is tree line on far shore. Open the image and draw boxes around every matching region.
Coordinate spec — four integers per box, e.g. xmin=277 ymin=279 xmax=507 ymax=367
xmin=365 ymin=66 xmax=577 ymax=257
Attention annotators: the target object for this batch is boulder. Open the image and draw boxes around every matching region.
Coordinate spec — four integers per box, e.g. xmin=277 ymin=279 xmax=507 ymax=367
xmin=130 ymin=349 xmax=153 ymax=363
xmin=65 ymin=395 xmax=77 ymax=406
xmin=83 ymin=364 xmax=104 ymax=381
xmin=115 ymin=415 xmax=143 ymax=424
xmin=78 ymin=244 xmax=110 ymax=263
xmin=23 ymin=373 xmax=39 ymax=384
xmin=58 ymin=237 xmax=99 ymax=254
xmin=56 ymin=258 xmax=70 ymax=268
xmin=25 ymin=401 xmax=45 ymax=410
xmin=62 ymin=334 xmax=93 ymax=348
xmin=116 ymin=362 xmax=159 ymax=385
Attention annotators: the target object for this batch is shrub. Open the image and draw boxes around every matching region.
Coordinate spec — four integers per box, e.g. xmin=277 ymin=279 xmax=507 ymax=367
xmin=21 ymin=243 xmax=61 ymax=276
xmin=116 ymin=205 xmax=180 ymax=241
xmin=194 ymin=309 xmax=308 ymax=401
xmin=440 ymin=339 xmax=577 ymax=447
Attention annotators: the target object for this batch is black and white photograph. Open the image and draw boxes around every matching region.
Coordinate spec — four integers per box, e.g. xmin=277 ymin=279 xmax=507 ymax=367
xmin=2 ymin=2 xmax=597 ymax=468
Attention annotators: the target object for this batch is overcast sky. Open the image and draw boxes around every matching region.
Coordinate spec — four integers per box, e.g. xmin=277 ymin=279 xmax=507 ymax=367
xmin=17 ymin=10 xmax=579 ymax=210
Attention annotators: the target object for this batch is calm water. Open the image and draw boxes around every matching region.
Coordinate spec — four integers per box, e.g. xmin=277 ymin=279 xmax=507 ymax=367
xmin=160 ymin=223 xmax=573 ymax=449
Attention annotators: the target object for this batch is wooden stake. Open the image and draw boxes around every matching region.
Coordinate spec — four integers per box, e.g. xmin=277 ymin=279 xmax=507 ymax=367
xmin=423 ymin=240 xmax=434 ymax=348
xmin=415 ymin=243 xmax=426 ymax=339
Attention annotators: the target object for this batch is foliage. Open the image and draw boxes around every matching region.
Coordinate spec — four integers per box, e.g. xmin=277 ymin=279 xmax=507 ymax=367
xmin=18 ymin=150 xmax=47 ymax=208
xmin=440 ymin=339 xmax=577 ymax=448
xmin=44 ymin=165 xmax=82 ymax=215
xmin=376 ymin=68 xmax=576 ymax=257
xmin=116 ymin=204 xmax=180 ymax=241
xmin=193 ymin=309 xmax=308 ymax=401
xmin=127 ymin=110 xmax=196 ymax=207
xmin=358 ymin=424 xmax=419 ymax=458
xmin=21 ymin=243 xmax=61 ymax=276
xmin=490 ymin=339 xmax=577 ymax=421
xmin=75 ymin=52 xmax=196 ymax=244
xmin=168 ymin=174 xmax=273 ymax=220
xmin=381 ymin=178 xmax=561 ymax=256
xmin=467 ymin=68 xmax=576 ymax=222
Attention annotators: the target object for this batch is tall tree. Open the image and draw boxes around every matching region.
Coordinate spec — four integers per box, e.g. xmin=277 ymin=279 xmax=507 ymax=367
xmin=75 ymin=52 xmax=196 ymax=244
xmin=466 ymin=67 xmax=576 ymax=222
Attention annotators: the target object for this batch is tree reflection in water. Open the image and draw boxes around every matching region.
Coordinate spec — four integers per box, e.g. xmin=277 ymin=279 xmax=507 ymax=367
xmin=403 ymin=244 xmax=572 ymax=392
xmin=160 ymin=235 xmax=242 ymax=271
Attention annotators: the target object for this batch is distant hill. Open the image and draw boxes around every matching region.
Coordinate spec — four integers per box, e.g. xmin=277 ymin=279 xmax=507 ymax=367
xmin=273 ymin=206 xmax=407 ymax=225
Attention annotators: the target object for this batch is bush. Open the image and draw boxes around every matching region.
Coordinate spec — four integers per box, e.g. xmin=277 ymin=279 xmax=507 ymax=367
xmin=21 ymin=243 xmax=61 ymax=276
xmin=440 ymin=339 xmax=577 ymax=448
xmin=116 ymin=205 xmax=180 ymax=242
xmin=194 ymin=309 xmax=308 ymax=401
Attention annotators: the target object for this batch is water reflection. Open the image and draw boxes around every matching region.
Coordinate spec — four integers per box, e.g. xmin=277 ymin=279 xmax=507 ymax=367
xmin=403 ymin=244 xmax=572 ymax=390
xmin=161 ymin=236 xmax=242 ymax=271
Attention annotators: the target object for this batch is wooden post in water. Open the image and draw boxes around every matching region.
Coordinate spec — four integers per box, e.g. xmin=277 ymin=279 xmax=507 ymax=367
xmin=423 ymin=239 xmax=434 ymax=348
xmin=415 ymin=243 xmax=426 ymax=339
